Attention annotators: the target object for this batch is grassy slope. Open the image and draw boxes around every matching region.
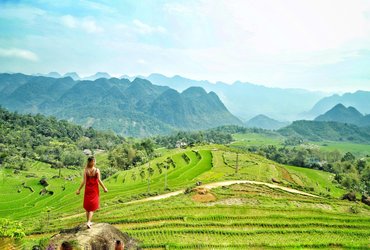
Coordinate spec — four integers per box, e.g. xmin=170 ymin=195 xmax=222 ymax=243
xmin=22 ymin=183 xmax=370 ymax=249
xmin=1 ymin=145 xmax=369 ymax=248
xmin=232 ymin=132 xmax=370 ymax=157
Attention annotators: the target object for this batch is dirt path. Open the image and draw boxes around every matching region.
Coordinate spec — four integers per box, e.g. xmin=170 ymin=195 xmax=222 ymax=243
xmin=62 ymin=180 xmax=320 ymax=220
xmin=126 ymin=180 xmax=320 ymax=204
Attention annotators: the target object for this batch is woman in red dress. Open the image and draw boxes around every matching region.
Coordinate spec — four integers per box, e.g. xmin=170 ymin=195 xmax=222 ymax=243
xmin=76 ymin=156 xmax=108 ymax=228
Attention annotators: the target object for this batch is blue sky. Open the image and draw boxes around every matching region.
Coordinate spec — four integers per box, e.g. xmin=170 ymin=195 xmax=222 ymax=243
xmin=1 ymin=0 xmax=370 ymax=92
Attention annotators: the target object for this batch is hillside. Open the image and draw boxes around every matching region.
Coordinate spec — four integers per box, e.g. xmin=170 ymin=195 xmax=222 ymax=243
xmin=0 ymin=111 xmax=369 ymax=248
xmin=0 ymin=73 xmax=242 ymax=137
xmin=145 ymin=73 xmax=326 ymax=121
xmin=2 ymin=145 xmax=369 ymax=249
xmin=278 ymin=120 xmax=370 ymax=143
xmin=315 ymin=103 xmax=370 ymax=127
xmin=245 ymin=114 xmax=290 ymax=130
xmin=0 ymin=107 xmax=122 ymax=171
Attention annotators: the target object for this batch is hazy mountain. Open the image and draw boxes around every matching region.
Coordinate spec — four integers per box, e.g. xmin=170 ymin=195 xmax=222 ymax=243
xmin=0 ymin=73 xmax=31 ymax=96
xmin=1 ymin=75 xmax=75 ymax=113
xmin=314 ymin=104 xmax=370 ymax=127
xmin=307 ymin=91 xmax=370 ymax=117
xmin=278 ymin=120 xmax=370 ymax=143
xmin=64 ymin=72 xmax=81 ymax=80
xmin=83 ymin=72 xmax=111 ymax=81
xmin=0 ymin=74 xmax=241 ymax=137
xmin=246 ymin=114 xmax=290 ymax=130
xmin=120 ymin=74 xmax=136 ymax=81
xmin=145 ymin=73 xmax=326 ymax=121
xmin=33 ymin=72 xmax=62 ymax=78
xmin=149 ymin=87 xmax=242 ymax=129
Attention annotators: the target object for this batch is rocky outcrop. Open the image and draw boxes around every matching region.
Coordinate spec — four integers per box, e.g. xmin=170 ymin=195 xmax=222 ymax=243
xmin=47 ymin=223 xmax=140 ymax=250
xmin=341 ymin=192 xmax=357 ymax=202
xmin=362 ymin=195 xmax=370 ymax=206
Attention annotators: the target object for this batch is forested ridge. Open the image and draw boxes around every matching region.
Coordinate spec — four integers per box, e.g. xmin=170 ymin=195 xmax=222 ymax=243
xmin=0 ymin=107 xmax=122 ymax=169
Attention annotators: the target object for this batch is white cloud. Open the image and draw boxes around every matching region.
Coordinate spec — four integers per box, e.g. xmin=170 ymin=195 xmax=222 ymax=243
xmin=0 ymin=48 xmax=39 ymax=61
xmin=137 ymin=59 xmax=147 ymax=65
xmin=133 ymin=19 xmax=166 ymax=34
xmin=61 ymin=15 xmax=77 ymax=28
xmin=81 ymin=19 xmax=103 ymax=33
xmin=61 ymin=15 xmax=103 ymax=33
xmin=163 ymin=3 xmax=191 ymax=14
xmin=199 ymin=0 xmax=370 ymax=54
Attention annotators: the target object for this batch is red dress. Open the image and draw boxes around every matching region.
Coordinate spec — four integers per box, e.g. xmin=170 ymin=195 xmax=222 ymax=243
xmin=83 ymin=170 xmax=100 ymax=212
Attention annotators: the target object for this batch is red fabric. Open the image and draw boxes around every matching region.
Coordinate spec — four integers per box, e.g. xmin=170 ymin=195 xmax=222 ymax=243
xmin=83 ymin=171 xmax=99 ymax=212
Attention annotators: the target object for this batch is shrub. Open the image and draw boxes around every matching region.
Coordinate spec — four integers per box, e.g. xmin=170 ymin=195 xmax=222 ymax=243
xmin=0 ymin=218 xmax=25 ymax=238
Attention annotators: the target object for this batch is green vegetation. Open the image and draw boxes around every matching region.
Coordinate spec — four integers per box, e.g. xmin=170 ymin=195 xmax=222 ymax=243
xmin=153 ymin=129 xmax=233 ymax=148
xmin=0 ymin=107 xmax=122 ymax=172
xmin=278 ymin=120 xmax=370 ymax=143
xmin=0 ymin=74 xmax=242 ymax=137
xmin=231 ymin=132 xmax=283 ymax=147
xmin=19 ymin=182 xmax=370 ymax=249
xmin=116 ymin=184 xmax=370 ymax=249
xmin=0 ymin=110 xmax=369 ymax=249
xmin=230 ymin=133 xmax=370 ymax=194
xmin=311 ymin=141 xmax=370 ymax=156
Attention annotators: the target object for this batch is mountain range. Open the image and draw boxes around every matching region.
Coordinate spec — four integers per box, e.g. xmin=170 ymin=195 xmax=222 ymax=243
xmin=0 ymin=73 xmax=242 ymax=137
xmin=144 ymin=73 xmax=326 ymax=121
xmin=28 ymin=72 xmax=370 ymax=124
xmin=307 ymin=91 xmax=370 ymax=118
xmin=315 ymin=103 xmax=370 ymax=127
xmin=33 ymin=71 xmax=112 ymax=81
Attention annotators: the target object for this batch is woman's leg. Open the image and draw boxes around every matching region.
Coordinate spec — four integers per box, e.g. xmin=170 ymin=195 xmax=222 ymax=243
xmin=88 ymin=211 xmax=94 ymax=223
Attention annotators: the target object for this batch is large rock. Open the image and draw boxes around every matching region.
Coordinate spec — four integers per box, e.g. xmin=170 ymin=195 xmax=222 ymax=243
xmin=39 ymin=177 xmax=49 ymax=187
xmin=47 ymin=223 xmax=140 ymax=250
xmin=362 ymin=195 xmax=370 ymax=206
xmin=341 ymin=192 xmax=357 ymax=202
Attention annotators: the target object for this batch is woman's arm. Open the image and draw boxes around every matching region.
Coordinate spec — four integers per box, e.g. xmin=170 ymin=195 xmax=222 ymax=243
xmin=76 ymin=170 xmax=86 ymax=195
xmin=97 ymin=169 xmax=108 ymax=192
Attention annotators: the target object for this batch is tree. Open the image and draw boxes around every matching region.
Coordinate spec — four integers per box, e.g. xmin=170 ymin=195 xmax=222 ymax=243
xmin=60 ymin=150 xmax=84 ymax=167
xmin=341 ymin=173 xmax=360 ymax=191
xmin=109 ymin=144 xmax=136 ymax=170
xmin=342 ymin=152 xmax=355 ymax=162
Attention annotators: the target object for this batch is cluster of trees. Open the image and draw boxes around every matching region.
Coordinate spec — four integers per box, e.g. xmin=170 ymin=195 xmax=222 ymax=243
xmin=245 ymin=144 xmax=370 ymax=194
xmin=278 ymin=120 xmax=370 ymax=144
xmin=0 ymin=107 xmax=123 ymax=171
xmin=108 ymin=139 xmax=155 ymax=170
xmin=153 ymin=129 xmax=233 ymax=148
xmin=211 ymin=125 xmax=275 ymax=135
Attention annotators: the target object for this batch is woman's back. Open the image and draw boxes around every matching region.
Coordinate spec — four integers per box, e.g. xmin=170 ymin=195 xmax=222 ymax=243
xmin=84 ymin=167 xmax=99 ymax=211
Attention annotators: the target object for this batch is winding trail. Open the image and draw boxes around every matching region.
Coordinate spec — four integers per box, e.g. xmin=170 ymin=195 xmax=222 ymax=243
xmin=126 ymin=180 xmax=320 ymax=204
xmin=61 ymin=180 xmax=320 ymax=221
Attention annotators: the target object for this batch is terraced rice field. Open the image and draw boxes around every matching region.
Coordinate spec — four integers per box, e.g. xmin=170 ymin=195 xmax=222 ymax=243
xmin=1 ymin=146 xmax=369 ymax=249
xmin=91 ymin=184 xmax=370 ymax=249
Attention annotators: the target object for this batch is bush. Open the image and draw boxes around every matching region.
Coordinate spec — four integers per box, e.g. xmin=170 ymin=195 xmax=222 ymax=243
xmin=349 ymin=205 xmax=360 ymax=214
xmin=0 ymin=218 xmax=25 ymax=238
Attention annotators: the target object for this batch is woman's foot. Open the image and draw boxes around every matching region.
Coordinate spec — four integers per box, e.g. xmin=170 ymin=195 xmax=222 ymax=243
xmin=87 ymin=222 xmax=92 ymax=229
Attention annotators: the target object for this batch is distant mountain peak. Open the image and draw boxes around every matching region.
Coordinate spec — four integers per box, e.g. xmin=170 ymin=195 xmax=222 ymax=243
xmin=307 ymin=91 xmax=370 ymax=118
xmin=315 ymin=103 xmax=365 ymax=126
xmin=181 ymin=86 xmax=208 ymax=97
xmin=246 ymin=114 xmax=289 ymax=130
xmin=64 ymin=72 xmax=80 ymax=80
xmin=132 ymin=77 xmax=152 ymax=85
xmin=47 ymin=72 xmax=61 ymax=78
xmin=84 ymin=72 xmax=111 ymax=81
xmin=333 ymin=103 xmax=346 ymax=109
